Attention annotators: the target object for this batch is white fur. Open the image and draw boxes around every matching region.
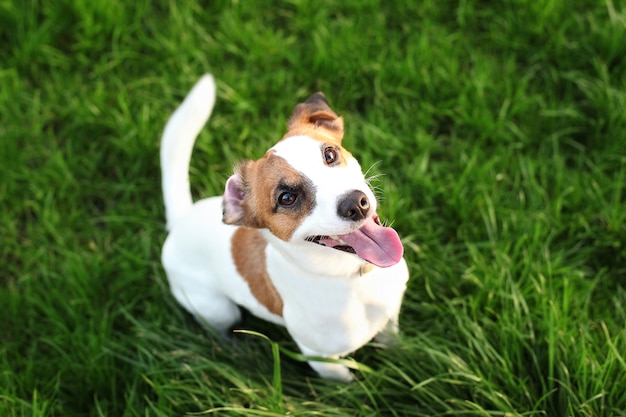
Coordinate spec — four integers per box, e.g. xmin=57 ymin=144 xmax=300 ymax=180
xmin=161 ymin=74 xmax=216 ymax=231
xmin=161 ymin=75 xmax=409 ymax=381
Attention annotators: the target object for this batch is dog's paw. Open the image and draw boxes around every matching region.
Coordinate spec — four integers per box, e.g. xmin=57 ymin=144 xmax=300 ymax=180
xmin=374 ymin=329 xmax=401 ymax=348
xmin=373 ymin=317 xmax=401 ymax=348
xmin=308 ymin=360 xmax=354 ymax=382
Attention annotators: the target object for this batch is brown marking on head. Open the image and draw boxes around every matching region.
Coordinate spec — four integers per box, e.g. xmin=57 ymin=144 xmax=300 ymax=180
xmin=222 ymin=152 xmax=316 ymax=241
xmin=282 ymin=92 xmax=353 ymax=166
xmin=231 ymin=227 xmax=283 ymax=316
xmin=283 ymin=92 xmax=344 ymax=143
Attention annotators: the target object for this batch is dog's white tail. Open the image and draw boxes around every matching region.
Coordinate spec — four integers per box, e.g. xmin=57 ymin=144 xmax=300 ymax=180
xmin=161 ymin=74 xmax=216 ymax=231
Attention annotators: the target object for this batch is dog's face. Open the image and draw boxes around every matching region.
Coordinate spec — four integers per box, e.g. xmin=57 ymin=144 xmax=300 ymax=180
xmin=222 ymin=93 xmax=403 ymax=272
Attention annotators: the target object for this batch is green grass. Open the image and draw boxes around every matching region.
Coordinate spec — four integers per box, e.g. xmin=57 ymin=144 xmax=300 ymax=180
xmin=1 ymin=0 xmax=625 ymax=415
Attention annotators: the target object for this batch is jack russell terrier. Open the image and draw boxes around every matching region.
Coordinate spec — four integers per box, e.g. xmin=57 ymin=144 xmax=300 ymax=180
xmin=160 ymin=74 xmax=409 ymax=381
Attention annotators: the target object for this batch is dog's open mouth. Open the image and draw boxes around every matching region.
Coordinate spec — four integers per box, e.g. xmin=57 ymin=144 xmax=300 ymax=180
xmin=305 ymin=235 xmax=357 ymax=255
xmin=305 ymin=215 xmax=404 ymax=268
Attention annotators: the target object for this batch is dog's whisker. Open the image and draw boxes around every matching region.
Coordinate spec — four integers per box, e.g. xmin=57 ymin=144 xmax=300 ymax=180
xmin=363 ymin=160 xmax=382 ymax=177
xmin=365 ymin=173 xmax=385 ymax=185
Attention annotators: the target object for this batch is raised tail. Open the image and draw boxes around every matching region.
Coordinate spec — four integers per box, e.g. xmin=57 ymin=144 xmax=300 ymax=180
xmin=161 ymin=74 xmax=216 ymax=231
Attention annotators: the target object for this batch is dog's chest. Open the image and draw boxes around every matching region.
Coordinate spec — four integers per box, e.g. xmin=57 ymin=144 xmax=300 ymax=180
xmin=265 ymin=249 xmax=405 ymax=331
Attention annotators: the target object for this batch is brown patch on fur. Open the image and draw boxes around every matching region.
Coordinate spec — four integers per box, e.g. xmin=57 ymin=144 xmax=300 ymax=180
xmin=283 ymin=92 xmax=344 ymax=144
xmin=231 ymin=227 xmax=284 ymax=316
xmin=229 ymin=153 xmax=316 ymax=241
xmin=282 ymin=92 xmax=352 ymax=165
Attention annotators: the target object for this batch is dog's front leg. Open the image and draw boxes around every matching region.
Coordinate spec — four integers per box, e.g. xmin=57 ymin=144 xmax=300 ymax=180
xmin=296 ymin=343 xmax=354 ymax=382
xmin=373 ymin=315 xmax=400 ymax=347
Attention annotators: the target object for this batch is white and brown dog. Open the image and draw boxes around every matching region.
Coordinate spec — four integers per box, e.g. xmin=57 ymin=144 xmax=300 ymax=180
xmin=160 ymin=75 xmax=409 ymax=381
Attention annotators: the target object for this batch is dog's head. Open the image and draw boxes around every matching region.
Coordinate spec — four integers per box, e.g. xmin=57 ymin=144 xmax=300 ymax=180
xmin=222 ymin=93 xmax=403 ymax=274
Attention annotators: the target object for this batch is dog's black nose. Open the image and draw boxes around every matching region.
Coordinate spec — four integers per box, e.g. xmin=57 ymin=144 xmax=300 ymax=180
xmin=337 ymin=190 xmax=370 ymax=221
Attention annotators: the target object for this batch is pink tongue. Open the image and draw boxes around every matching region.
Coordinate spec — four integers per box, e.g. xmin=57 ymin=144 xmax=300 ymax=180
xmin=338 ymin=216 xmax=404 ymax=268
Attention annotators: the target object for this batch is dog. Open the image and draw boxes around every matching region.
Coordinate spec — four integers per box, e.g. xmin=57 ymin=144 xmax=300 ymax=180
xmin=160 ymin=74 xmax=409 ymax=381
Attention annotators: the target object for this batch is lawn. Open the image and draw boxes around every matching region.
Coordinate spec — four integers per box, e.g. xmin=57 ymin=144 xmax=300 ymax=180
xmin=1 ymin=0 xmax=625 ymax=415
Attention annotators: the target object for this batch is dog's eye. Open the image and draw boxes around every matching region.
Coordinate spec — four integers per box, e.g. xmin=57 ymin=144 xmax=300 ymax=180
xmin=323 ymin=146 xmax=338 ymax=165
xmin=278 ymin=191 xmax=297 ymax=206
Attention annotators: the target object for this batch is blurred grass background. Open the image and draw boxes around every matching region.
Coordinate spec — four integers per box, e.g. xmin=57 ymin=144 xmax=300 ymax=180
xmin=1 ymin=0 xmax=625 ymax=415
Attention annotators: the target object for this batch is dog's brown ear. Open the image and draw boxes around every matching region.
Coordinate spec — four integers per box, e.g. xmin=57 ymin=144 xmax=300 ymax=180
xmin=285 ymin=92 xmax=344 ymax=144
xmin=223 ymin=162 xmax=261 ymax=227
xmin=222 ymin=171 xmax=246 ymax=225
